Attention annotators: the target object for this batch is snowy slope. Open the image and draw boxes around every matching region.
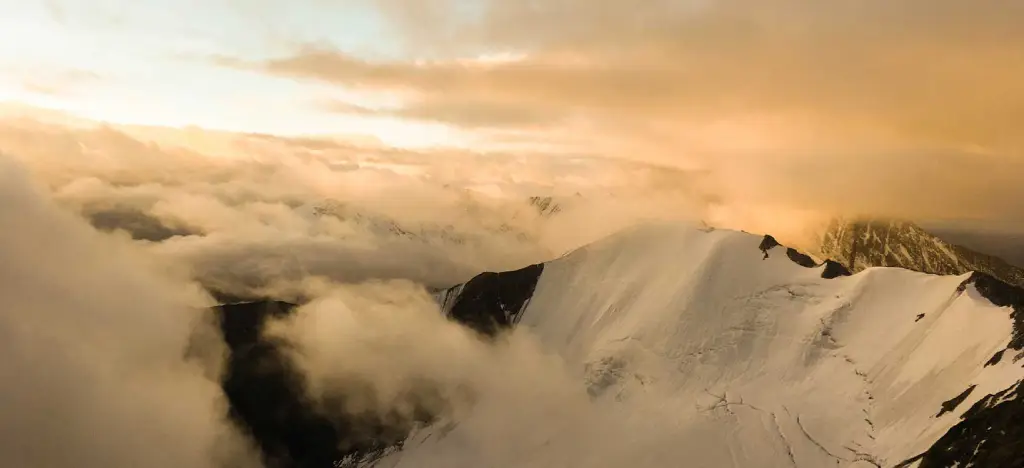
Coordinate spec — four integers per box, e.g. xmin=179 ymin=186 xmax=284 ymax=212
xmin=368 ymin=223 xmax=1024 ymax=468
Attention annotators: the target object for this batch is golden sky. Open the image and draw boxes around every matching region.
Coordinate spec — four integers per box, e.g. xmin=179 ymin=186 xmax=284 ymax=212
xmin=3 ymin=0 xmax=1023 ymax=226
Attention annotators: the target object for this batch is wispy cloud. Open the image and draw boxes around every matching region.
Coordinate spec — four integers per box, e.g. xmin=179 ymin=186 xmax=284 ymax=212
xmin=209 ymin=0 xmax=1024 ymax=219
xmin=8 ymin=67 xmax=101 ymax=96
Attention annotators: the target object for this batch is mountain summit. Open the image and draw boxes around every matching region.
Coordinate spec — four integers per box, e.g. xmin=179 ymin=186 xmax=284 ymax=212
xmin=379 ymin=223 xmax=1024 ymax=467
xmin=819 ymin=218 xmax=1024 ymax=288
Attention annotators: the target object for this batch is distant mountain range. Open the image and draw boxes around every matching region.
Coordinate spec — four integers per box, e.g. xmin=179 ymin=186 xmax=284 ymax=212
xmin=818 ymin=218 xmax=1024 ymax=288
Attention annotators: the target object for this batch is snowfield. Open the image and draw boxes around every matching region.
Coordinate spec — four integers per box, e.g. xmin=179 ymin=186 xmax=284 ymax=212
xmin=365 ymin=223 xmax=1024 ymax=468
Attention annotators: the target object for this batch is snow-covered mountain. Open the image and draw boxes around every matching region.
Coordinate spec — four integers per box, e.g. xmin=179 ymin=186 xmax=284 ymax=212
xmin=217 ymin=222 xmax=1024 ymax=468
xmin=388 ymin=224 xmax=1024 ymax=467
xmin=819 ymin=218 xmax=1024 ymax=288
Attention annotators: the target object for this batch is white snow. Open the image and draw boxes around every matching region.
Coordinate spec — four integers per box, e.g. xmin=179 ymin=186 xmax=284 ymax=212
xmin=367 ymin=222 xmax=1022 ymax=468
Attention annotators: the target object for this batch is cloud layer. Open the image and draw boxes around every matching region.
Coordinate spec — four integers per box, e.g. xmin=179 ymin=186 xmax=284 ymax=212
xmin=3 ymin=103 xmax=1022 ymax=272
xmin=237 ymin=1 xmax=1024 ymax=150
xmin=207 ymin=0 xmax=1024 ymax=231
xmin=268 ymin=279 xmax=690 ymax=468
xmin=0 ymin=157 xmax=259 ymax=468
xmin=0 ymin=111 xmax=710 ymax=299
xmin=4 ymin=4 xmax=1023 ymax=464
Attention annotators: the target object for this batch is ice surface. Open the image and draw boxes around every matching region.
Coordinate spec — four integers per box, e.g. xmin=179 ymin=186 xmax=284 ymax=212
xmin=364 ymin=223 xmax=1022 ymax=467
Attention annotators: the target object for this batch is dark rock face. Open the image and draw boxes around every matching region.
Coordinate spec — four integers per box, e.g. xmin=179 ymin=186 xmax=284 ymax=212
xmin=936 ymin=385 xmax=977 ymax=418
xmin=758 ymin=235 xmax=781 ymax=258
xmin=84 ymin=207 xmax=199 ymax=241
xmin=216 ymin=301 xmax=422 ymax=468
xmin=985 ymin=350 xmax=1006 ymax=367
xmin=820 ymin=218 xmax=1024 ymax=288
xmin=217 ymin=301 xmax=342 ymax=468
xmin=758 ymin=235 xmax=851 ymax=279
xmin=785 ymin=248 xmax=817 ymax=268
xmin=213 ymin=263 xmax=545 ymax=467
xmin=820 ymin=260 xmax=852 ymax=279
xmin=437 ymin=263 xmax=545 ymax=336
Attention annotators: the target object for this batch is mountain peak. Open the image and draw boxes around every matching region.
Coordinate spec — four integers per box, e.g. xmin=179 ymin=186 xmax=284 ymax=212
xmin=819 ymin=217 xmax=1024 ymax=288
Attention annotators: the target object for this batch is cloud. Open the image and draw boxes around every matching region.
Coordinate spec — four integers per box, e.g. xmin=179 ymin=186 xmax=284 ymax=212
xmin=318 ymin=94 xmax=565 ymax=129
xmin=0 ymin=156 xmax=259 ymax=468
xmin=265 ymin=279 xmax=726 ymax=468
xmin=5 ymin=105 xmax=1024 ymax=267
xmin=230 ymin=0 xmax=1024 ymax=151
xmin=203 ymin=1 xmax=1024 ymax=235
xmin=0 ymin=97 xmax=1019 ymax=465
xmin=265 ymin=281 xmax=487 ymax=417
xmin=6 ymin=1 xmax=1024 ymax=457
xmin=0 ymin=112 xmax=710 ymax=300
xmin=12 ymin=67 xmax=102 ymax=97
xmin=262 ymin=280 xmax=619 ymax=466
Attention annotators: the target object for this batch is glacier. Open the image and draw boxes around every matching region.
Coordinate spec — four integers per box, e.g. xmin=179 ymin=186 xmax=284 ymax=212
xmin=356 ymin=222 xmax=1024 ymax=468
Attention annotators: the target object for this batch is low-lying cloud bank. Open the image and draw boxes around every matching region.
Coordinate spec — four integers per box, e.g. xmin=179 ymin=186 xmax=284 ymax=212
xmin=0 ymin=105 xmax=1020 ymax=466
xmin=0 ymin=113 xmax=712 ymax=297
xmin=206 ymin=0 xmax=1024 ymax=236
xmin=0 ymin=157 xmax=259 ymax=468
xmin=266 ymin=280 xmax=675 ymax=468
xmin=3 ymin=106 xmax=1022 ymax=283
xmin=4 ymin=1 xmax=1023 ymax=464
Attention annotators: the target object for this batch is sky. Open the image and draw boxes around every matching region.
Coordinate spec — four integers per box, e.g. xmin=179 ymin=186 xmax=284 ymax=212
xmin=2 ymin=0 xmax=1024 ymax=228
xmin=4 ymin=1 xmax=1023 ymax=154
xmin=0 ymin=0 xmax=470 ymax=146
xmin=1 ymin=5 xmax=1024 ymax=466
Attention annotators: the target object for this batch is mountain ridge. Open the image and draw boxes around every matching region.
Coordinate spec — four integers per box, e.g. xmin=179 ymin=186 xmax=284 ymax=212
xmin=208 ymin=222 xmax=1024 ymax=467
xmin=819 ymin=217 xmax=1024 ymax=288
xmin=381 ymin=223 xmax=1024 ymax=467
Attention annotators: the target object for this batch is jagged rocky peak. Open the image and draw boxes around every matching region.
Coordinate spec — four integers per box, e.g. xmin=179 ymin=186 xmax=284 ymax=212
xmin=759 ymin=233 xmax=852 ymax=279
xmin=436 ymin=263 xmax=545 ymax=336
xmin=819 ymin=217 xmax=1024 ymax=287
